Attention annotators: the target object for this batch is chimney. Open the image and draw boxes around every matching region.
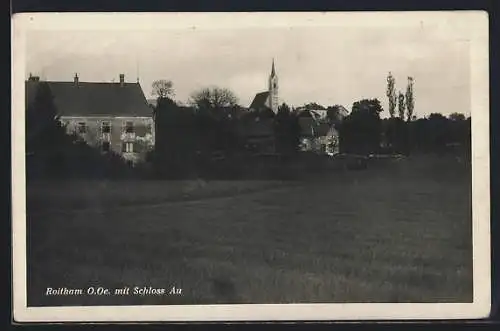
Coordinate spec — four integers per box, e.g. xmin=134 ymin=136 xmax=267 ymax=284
xmin=74 ymin=73 xmax=79 ymax=85
xmin=28 ymin=73 xmax=40 ymax=82
xmin=119 ymin=74 xmax=125 ymax=87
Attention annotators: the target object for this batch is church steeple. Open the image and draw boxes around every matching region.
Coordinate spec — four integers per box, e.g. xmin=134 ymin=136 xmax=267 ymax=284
xmin=271 ymin=58 xmax=276 ymax=77
xmin=268 ymin=58 xmax=279 ymax=113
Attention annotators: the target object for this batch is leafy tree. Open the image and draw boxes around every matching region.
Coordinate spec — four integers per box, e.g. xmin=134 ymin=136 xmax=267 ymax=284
xmin=302 ymin=102 xmax=326 ymax=110
xmin=339 ymin=99 xmax=383 ymax=154
xmin=405 ymin=77 xmax=415 ymax=122
xmin=326 ymin=105 xmax=347 ymax=127
xmin=449 ymin=112 xmax=466 ymax=121
xmin=152 ymin=79 xmax=175 ymax=99
xmin=386 ymin=72 xmax=397 ymax=118
xmin=352 ymin=98 xmax=384 ymax=116
xmin=274 ymin=103 xmax=299 ymax=155
xmin=397 ymin=92 xmax=406 ymax=120
xmin=277 ymin=102 xmax=291 ymax=115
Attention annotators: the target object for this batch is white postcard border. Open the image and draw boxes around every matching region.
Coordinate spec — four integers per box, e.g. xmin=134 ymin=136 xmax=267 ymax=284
xmin=11 ymin=11 xmax=491 ymax=322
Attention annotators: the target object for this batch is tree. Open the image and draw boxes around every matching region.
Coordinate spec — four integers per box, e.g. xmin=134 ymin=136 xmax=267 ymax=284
xmin=190 ymin=86 xmax=238 ymax=111
xmin=405 ymin=77 xmax=415 ymax=122
xmin=397 ymin=92 xmax=406 ymax=120
xmin=352 ymin=98 xmax=384 ymax=116
xmin=26 ymin=82 xmax=62 ymax=152
xmin=339 ymin=99 xmax=383 ymax=154
xmin=386 ymin=72 xmax=397 ymax=118
xmin=302 ymin=102 xmax=326 ymax=110
xmin=326 ymin=105 xmax=346 ymax=126
xmin=277 ymin=102 xmax=291 ymax=115
xmin=152 ymin=80 xmax=175 ymax=99
xmin=449 ymin=112 xmax=466 ymax=121
xmin=274 ymin=103 xmax=298 ymax=155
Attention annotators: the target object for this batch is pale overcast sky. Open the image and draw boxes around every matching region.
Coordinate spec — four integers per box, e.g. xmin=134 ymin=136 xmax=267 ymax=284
xmin=25 ymin=18 xmax=471 ymax=118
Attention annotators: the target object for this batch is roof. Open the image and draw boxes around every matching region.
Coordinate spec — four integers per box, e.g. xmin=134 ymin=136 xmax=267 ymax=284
xmin=26 ymin=80 xmax=153 ymax=117
xmin=249 ymin=91 xmax=270 ymax=110
xmin=298 ymin=118 xmax=336 ymax=137
xmin=147 ymin=99 xmax=157 ymax=108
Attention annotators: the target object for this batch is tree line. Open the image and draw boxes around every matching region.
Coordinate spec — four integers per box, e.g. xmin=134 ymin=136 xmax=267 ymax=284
xmin=25 ymin=77 xmax=471 ymax=180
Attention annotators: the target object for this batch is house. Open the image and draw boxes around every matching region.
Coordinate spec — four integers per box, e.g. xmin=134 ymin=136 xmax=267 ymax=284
xmin=26 ymin=73 xmax=154 ymax=165
xmin=298 ymin=116 xmax=339 ymax=156
xmin=296 ymin=104 xmax=349 ymax=123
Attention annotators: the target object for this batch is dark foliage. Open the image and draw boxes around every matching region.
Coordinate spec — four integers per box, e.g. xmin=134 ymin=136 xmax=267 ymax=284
xmin=26 ymin=82 xmax=137 ymax=180
xmin=338 ymin=99 xmax=383 ymax=155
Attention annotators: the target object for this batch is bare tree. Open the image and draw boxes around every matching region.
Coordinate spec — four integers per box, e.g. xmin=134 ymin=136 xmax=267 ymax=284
xmin=386 ymin=72 xmax=397 ymax=118
xmin=152 ymin=79 xmax=175 ymax=99
xmin=190 ymin=86 xmax=238 ymax=110
xmin=405 ymin=76 xmax=415 ymax=122
xmin=397 ymin=92 xmax=406 ymax=120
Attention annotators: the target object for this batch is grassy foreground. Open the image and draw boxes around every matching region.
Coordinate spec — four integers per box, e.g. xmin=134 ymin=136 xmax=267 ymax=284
xmin=26 ymin=154 xmax=472 ymax=306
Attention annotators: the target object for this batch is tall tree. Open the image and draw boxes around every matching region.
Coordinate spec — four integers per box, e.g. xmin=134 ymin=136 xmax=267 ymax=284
xmin=405 ymin=76 xmax=415 ymax=122
xmin=152 ymin=79 xmax=175 ymax=99
xmin=397 ymin=92 xmax=406 ymax=120
xmin=339 ymin=99 xmax=383 ymax=154
xmin=386 ymin=72 xmax=397 ymax=118
xmin=274 ymin=103 xmax=298 ymax=155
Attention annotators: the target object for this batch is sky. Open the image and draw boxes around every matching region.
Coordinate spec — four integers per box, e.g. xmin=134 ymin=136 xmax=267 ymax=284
xmin=25 ymin=17 xmax=472 ymax=118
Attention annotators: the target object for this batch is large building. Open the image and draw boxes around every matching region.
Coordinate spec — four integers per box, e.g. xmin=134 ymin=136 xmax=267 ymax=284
xmin=249 ymin=59 xmax=280 ymax=114
xmin=25 ymin=73 xmax=154 ymax=165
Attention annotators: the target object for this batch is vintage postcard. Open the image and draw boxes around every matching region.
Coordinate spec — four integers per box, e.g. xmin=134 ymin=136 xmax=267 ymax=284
xmin=11 ymin=11 xmax=490 ymax=322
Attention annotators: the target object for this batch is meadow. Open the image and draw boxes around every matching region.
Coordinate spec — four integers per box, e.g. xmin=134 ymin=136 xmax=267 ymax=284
xmin=26 ymin=154 xmax=473 ymax=306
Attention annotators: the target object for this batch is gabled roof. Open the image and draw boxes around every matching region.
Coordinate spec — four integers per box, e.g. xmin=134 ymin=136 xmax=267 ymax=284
xmin=249 ymin=91 xmax=270 ymax=110
xmin=298 ymin=118 xmax=337 ymax=137
xmin=26 ymin=80 xmax=153 ymax=117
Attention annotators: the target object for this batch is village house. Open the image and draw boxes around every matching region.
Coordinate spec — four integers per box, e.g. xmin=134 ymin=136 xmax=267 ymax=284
xmin=26 ymin=73 xmax=154 ymax=165
xmin=241 ymin=60 xmax=343 ymax=156
xmin=298 ymin=116 xmax=340 ymax=156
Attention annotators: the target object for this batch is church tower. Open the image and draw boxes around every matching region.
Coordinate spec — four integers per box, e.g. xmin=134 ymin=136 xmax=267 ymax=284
xmin=268 ymin=59 xmax=279 ymax=113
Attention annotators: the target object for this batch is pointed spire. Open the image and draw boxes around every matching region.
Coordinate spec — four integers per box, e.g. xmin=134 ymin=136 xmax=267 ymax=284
xmin=271 ymin=58 xmax=276 ymax=77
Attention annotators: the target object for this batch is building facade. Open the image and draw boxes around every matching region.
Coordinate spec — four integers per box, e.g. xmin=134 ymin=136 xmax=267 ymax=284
xmin=26 ymin=73 xmax=154 ymax=165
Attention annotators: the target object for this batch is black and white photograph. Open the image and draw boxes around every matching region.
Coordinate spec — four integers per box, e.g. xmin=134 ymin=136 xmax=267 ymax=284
xmin=11 ymin=11 xmax=490 ymax=322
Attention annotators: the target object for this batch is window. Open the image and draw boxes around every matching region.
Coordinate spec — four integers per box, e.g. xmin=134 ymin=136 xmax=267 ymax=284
xmin=125 ymin=121 xmax=134 ymax=133
xmin=102 ymin=141 xmax=110 ymax=152
xmin=102 ymin=121 xmax=111 ymax=133
xmin=122 ymin=142 xmax=134 ymax=153
xmin=77 ymin=122 xmax=86 ymax=134
xmin=146 ymin=123 xmax=152 ymax=133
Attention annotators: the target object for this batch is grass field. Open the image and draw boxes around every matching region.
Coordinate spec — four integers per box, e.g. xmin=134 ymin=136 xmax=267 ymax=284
xmin=26 ymin=154 xmax=473 ymax=306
